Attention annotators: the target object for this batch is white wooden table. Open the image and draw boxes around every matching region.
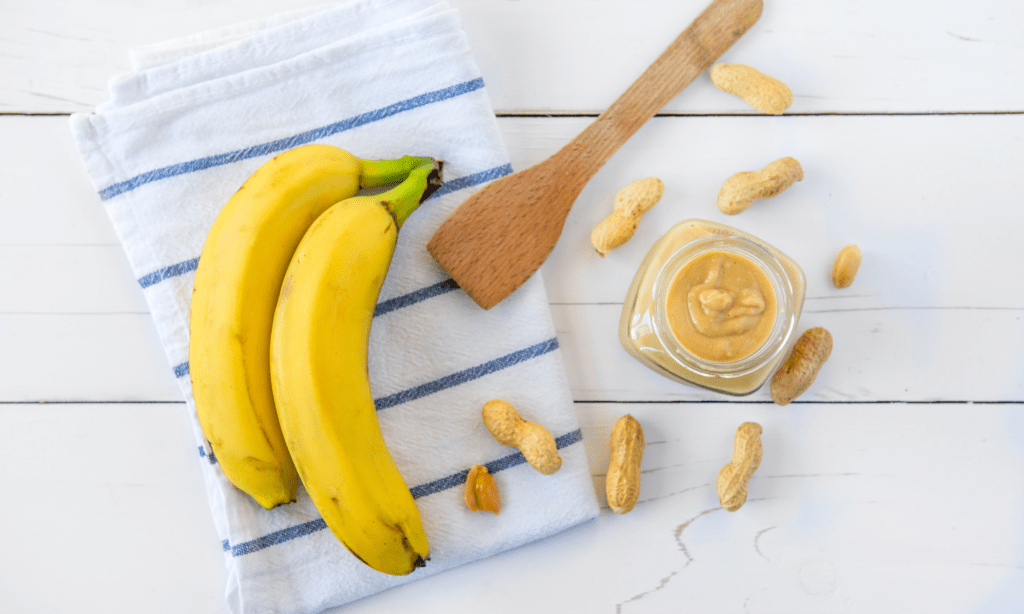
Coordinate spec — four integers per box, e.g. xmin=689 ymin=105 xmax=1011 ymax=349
xmin=3 ymin=1 xmax=1023 ymax=612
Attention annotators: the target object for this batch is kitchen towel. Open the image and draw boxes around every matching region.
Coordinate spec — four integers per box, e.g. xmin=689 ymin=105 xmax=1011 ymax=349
xmin=68 ymin=1 xmax=600 ymax=613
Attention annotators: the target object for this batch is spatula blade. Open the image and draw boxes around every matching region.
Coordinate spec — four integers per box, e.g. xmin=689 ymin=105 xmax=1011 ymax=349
xmin=426 ymin=159 xmax=573 ymax=310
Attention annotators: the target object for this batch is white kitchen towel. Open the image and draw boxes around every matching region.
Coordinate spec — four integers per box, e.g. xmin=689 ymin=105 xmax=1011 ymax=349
xmin=68 ymin=2 xmax=599 ymax=613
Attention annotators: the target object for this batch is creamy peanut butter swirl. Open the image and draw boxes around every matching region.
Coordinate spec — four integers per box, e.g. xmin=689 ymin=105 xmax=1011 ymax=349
xmin=666 ymin=251 xmax=776 ymax=362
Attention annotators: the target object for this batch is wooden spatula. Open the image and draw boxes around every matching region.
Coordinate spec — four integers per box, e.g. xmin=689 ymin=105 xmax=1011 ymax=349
xmin=427 ymin=0 xmax=764 ymax=309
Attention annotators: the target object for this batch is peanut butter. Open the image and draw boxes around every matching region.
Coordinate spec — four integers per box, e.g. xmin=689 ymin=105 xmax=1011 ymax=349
xmin=665 ymin=251 xmax=776 ymax=362
xmin=619 ymin=219 xmax=806 ymax=396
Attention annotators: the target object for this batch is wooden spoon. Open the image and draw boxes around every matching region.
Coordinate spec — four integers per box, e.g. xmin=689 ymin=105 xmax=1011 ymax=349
xmin=427 ymin=0 xmax=764 ymax=309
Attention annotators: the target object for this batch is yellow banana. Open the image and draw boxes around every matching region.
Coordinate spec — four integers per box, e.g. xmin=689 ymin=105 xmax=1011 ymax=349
xmin=190 ymin=144 xmax=435 ymax=509
xmin=270 ymin=158 xmax=442 ymax=575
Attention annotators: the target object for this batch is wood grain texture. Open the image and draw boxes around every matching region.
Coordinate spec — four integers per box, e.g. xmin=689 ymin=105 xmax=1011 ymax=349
xmin=427 ymin=0 xmax=763 ymax=309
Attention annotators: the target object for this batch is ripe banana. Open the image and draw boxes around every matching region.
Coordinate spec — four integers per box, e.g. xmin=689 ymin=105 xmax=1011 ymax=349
xmin=190 ymin=144 xmax=435 ymax=510
xmin=270 ymin=158 xmax=442 ymax=575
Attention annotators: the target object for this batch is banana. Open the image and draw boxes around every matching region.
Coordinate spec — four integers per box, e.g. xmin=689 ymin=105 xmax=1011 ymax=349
xmin=190 ymin=144 xmax=435 ymax=509
xmin=270 ymin=158 xmax=442 ymax=575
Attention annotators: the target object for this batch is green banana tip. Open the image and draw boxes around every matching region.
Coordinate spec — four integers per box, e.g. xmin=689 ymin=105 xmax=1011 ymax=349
xmin=385 ymin=159 xmax=444 ymax=229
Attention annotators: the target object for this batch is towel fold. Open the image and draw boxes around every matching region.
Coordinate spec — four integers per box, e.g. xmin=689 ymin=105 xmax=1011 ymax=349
xmin=69 ymin=2 xmax=599 ymax=612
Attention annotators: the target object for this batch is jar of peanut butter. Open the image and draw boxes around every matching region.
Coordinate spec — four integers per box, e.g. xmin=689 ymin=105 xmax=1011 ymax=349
xmin=619 ymin=219 xmax=806 ymax=395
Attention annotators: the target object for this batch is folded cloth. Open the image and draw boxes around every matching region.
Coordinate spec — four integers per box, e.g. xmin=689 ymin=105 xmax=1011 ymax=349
xmin=69 ymin=1 xmax=599 ymax=612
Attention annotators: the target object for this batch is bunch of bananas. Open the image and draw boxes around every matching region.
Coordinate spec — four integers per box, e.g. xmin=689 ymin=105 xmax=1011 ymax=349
xmin=189 ymin=144 xmax=442 ymax=575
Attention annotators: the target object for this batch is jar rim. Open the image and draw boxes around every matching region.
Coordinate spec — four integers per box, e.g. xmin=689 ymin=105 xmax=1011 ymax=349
xmin=651 ymin=235 xmax=797 ymax=378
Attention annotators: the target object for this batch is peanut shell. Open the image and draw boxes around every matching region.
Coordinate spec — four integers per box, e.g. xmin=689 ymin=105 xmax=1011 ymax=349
xmin=770 ymin=327 xmax=833 ymax=405
xmin=605 ymin=414 xmax=645 ymax=514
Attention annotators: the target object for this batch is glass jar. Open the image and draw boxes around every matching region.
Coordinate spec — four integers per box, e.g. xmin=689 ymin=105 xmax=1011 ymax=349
xmin=619 ymin=219 xmax=806 ymax=396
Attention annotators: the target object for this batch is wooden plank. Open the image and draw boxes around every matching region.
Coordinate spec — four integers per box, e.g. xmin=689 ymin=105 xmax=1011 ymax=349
xmin=560 ymin=402 xmax=1024 ymax=613
xmin=463 ymin=0 xmax=1024 ymax=115
xmin=1 ymin=115 xmax=1022 ymax=402
xmin=0 ymin=245 xmax=146 ymax=314
xmin=0 ymin=402 xmax=226 ymax=613
xmin=5 ymin=401 xmax=1020 ymax=612
xmin=552 ymin=303 xmax=1024 ymax=402
xmin=516 ymin=113 xmax=1024 ymax=401
xmin=513 ymin=114 xmax=1024 ymax=308
xmin=327 ymin=402 xmax=1024 ymax=613
xmin=2 ymin=0 xmax=1023 ymax=114
xmin=7 ymin=113 xmax=1024 ymax=294
xmin=2 ymin=298 xmax=1018 ymax=403
xmin=0 ymin=313 xmax=182 ymax=401
xmin=341 ymin=401 xmax=1024 ymax=613
xmin=0 ymin=117 xmax=119 ymax=247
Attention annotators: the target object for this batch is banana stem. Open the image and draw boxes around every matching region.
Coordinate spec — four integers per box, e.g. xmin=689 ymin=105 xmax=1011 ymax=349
xmin=359 ymin=156 xmax=437 ymax=189
xmin=381 ymin=159 xmax=444 ymax=229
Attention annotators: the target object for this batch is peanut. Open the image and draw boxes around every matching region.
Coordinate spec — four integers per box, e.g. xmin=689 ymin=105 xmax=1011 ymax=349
xmin=464 ymin=464 xmax=501 ymax=514
xmin=770 ymin=327 xmax=833 ymax=405
xmin=717 ymin=157 xmax=803 ymax=215
xmin=482 ymin=399 xmax=562 ymax=475
xmin=710 ymin=63 xmax=792 ymax=115
xmin=717 ymin=422 xmax=763 ymax=512
xmin=831 ymin=244 xmax=862 ymax=289
xmin=591 ymin=177 xmax=664 ymax=256
xmin=605 ymin=414 xmax=645 ymax=514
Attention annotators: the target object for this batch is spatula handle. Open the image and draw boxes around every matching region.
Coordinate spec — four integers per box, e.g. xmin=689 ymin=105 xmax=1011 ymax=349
xmin=557 ymin=0 xmax=763 ymax=184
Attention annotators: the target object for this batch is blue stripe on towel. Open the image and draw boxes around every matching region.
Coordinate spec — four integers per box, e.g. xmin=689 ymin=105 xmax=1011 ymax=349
xmin=229 ymin=519 xmax=329 ymax=557
xmin=140 ymin=258 xmax=199 ymax=289
xmin=199 ymin=445 xmax=217 ymax=465
xmin=373 ymin=338 xmax=559 ymax=411
xmin=139 ymin=162 xmax=512 ymax=291
xmin=223 ymin=428 xmax=583 ymax=557
xmin=374 ymin=278 xmax=460 ymax=317
xmin=99 ymin=77 xmax=486 ymax=200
